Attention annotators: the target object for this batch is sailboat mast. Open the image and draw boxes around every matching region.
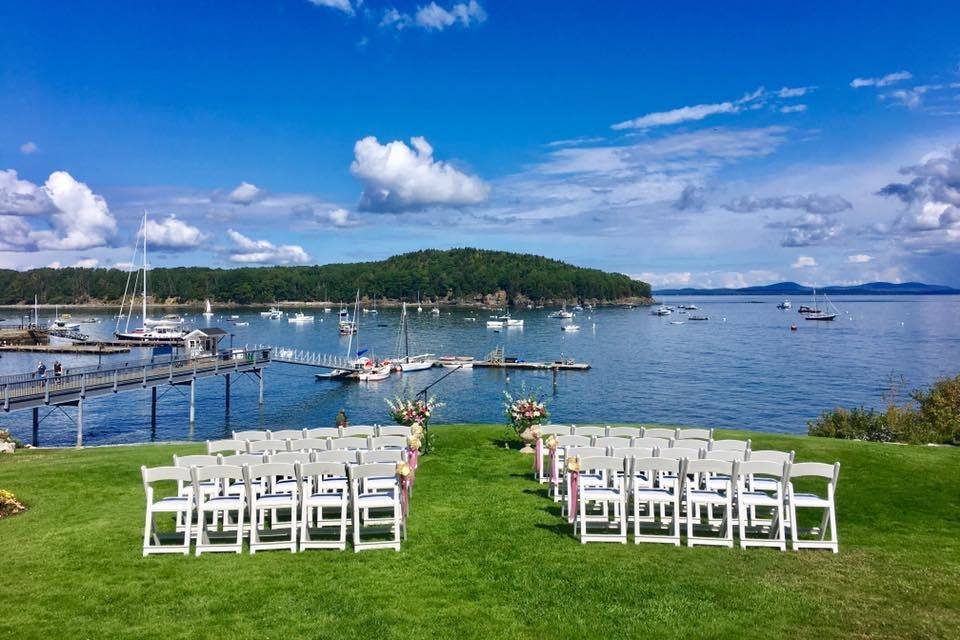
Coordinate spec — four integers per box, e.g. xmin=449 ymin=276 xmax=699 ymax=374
xmin=142 ymin=210 xmax=148 ymax=324
xmin=404 ymin=302 xmax=410 ymax=359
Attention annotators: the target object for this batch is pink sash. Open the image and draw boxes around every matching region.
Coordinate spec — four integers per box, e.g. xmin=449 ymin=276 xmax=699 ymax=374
xmin=534 ymin=436 xmax=543 ymax=475
xmin=568 ymin=470 xmax=580 ymax=523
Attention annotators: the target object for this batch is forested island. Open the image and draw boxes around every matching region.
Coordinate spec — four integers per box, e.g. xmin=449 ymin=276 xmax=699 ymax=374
xmin=0 ymin=249 xmax=651 ymax=306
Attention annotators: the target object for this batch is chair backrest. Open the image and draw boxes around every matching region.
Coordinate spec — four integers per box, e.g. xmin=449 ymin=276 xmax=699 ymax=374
xmin=749 ymin=449 xmax=795 ymax=464
xmin=349 ymin=462 xmax=398 ymax=481
xmin=641 ymin=427 xmax=676 ymax=439
xmin=630 ymin=456 xmax=683 ymax=478
xmin=193 ymin=463 xmax=243 ymax=483
xmin=267 ymin=451 xmax=312 ymax=465
xmin=673 ymin=438 xmax=709 ymax=451
xmin=710 ymin=438 xmax=750 ymax=453
xmin=304 ymin=427 xmax=339 ymax=439
xmin=572 ymin=425 xmax=607 ymax=437
xmin=221 ymin=453 xmax=264 ymax=467
xmin=173 ymin=454 xmax=220 ymax=468
xmin=314 ymin=449 xmax=359 ymax=464
xmin=632 ymin=437 xmax=671 ymax=449
xmin=207 ymin=439 xmax=246 ymax=455
xmin=287 ymin=438 xmax=329 ymax=452
xmin=658 ymin=447 xmax=701 ymax=461
xmin=702 ymin=449 xmax=746 ymax=463
xmin=577 ymin=456 xmax=628 ymax=474
xmin=269 ymin=429 xmax=306 ymax=441
xmin=232 ymin=429 xmax=268 ymax=441
xmin=594 ymin=436 xmax=632 ymax=450
xmin=247 ymin=439 xmax=283 ymax=454
xmin=540 ymin=424 xmax=572 ymax=437
xmin=610 ymin=446 xmax=657 ymax=460
xmin=738 ymin=459 xmax=788 ymax=481
xmin=340 ymin=425 xmax=375 ymax=437
xmin=329 ymin=436 xmax=369 ymax=451
xmin=142 ymin=465 xmax=192 ymax=485
xmin=361 ymin=449 xmax=405 ymax=464
xmin=607 ymin=426 xmax=642 ymax=438
xmin=675 ymin=428 xmax=713 ymax=441
xmin=685 ymin=458 xmax=736 ymax=477
xmin=789 ymin=461 xmax=840 ymax=485
xmin=565 ymin=446 xmax=605 ymax=460
xmin=556 ymin=435 xmax=591 ymax=448
xmin=369 ymin=435 xmax=407 ymax=450
xmin=245 ymin=462 xmax=297 ymax=489
xmin=296 ymin=461 xmax=348 ymax=491
xmin=377 ymin=425 xmax=412 ymax=437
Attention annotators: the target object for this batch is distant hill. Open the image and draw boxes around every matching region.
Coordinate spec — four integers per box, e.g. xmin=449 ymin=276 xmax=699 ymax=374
xmin=0 ymin=248 xmax=652 ymax=305
xmin=654 ymin=281 xmax=960 ymax=296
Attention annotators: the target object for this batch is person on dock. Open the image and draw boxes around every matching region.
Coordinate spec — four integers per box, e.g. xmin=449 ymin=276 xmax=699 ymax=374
xmin=53 ymin=361 xmax=62 ymax=377
xmin=36 ymin=360 xmax=46 ymax=378
xmin=335 ymin=409 xmax=348 ymax=428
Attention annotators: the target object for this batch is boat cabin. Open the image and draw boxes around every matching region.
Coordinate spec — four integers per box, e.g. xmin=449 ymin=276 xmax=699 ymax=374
xmin=182 ymin=327 xmax=228 ymax=357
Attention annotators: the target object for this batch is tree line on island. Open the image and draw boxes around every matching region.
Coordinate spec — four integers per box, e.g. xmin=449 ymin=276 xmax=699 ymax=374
xmin=0 ymin=249 xmax=651 ymax=306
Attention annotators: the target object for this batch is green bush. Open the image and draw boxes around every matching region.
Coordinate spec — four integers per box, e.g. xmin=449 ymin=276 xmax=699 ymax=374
xmin=809 ymin=373 xmax=960 ymax=445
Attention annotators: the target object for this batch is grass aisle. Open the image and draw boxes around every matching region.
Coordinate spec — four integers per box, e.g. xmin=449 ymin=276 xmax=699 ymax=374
xmin=0 ymin=425 xmax=958 ymax=639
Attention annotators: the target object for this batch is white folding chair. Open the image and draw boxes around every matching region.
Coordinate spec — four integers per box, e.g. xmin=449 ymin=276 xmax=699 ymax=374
xmin=631 ymin=457 xmax=685 ymax=545
xmin=287 ymin=438 xmax=329 ymax=453
xmin=710 ymin=438 xmax=751 ymax=453
xmin=675 ymin=428 xmax=714 ymax=442
xmin=745 ymin=450 xmax=795 ymax=525
xmin=787 ymin=462 xmax=840 ymax=553
xmin=701 ymin=449 xmax=746 ymax=492
xmin=673 ymin=438 xmax=709 ymax=452
xmin=207 ymin=439 xmax=246 ymax=455
xmin=684 ymin=459 xmax=737 ymax=548
xmin=312 ymin=450 xmax=355 ymax=492
xmin=607 ymin=426 xmax=642 ymax=438
xmin=244 ymin=463 xmax=298 ymax=554
xmin=610 ymin=446 xmax=658 ymax=498
xmin=172 ymin=455 xmax=221 ymax=529
xmin=192 ymin=465 xmax=245 ymax=555
xmin=296 ymin=461 xmax=349 ymax=551
xmin=305 ymin=427 xmax=339 ymax=439
xmin=593 ymin=436 xmax=632 ymax=451
xmin=247 ymin=439 xmax=284 ymax=455
xmin=641 ymin=427 xmax=676 ymax=440
xmin=349 ymin=463 xmax=402 ymax=552
xmin=574 ymin=456 xmax=628 ymax=544
xmin=141 ymin=466 xmax=194 ymax=556
xmin=562 ymin=446 xmax=605 ymax=518
xmin=736 ymin=460 xmax=789 ymax=550
xmin=536 ymin=425 xmax=572 ymax=483
xmin=329 ymin=436 xmax=369 ymax=452
xmin=362 ymin=450 xmax=406 ymax=464
xmin=369 ymin=435 xmax=407 ymax=451
xmin=232 ymin=429 xmax=268 ymax=441
xmin=269 ymin=428 xmax=307 ymax=441
xmin=340 ymin=425 xmax=376 ymax=438
xmin=551 ymin=435 xmax=591 ymax=500
xmin=540 ymin=424 xmax=572 ymax=436
xmin=632 ymin=437 xmax=671 ymax=450
xmin=267 ymin=452 xmax=312 ymax=493
xmin=572 ymin=425 xmax=607 ymax=437
xmin=377 ymin=425 xmax=413 ymax=437
xmin=221 ymin=454 xmax=266 ymax=523
xmin=657 ymin=447 xmax=702 ymax=493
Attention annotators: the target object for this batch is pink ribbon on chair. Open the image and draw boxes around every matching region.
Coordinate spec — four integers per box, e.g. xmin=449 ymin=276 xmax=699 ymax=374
xmin=400 ymin=474 xmax=411 ymax=516
xmin=567 ymin=469 xmax=580 ymax=524
xmin=408 ymin=448 xmax=419 ymax=471
xmin=534 ymin=436 xmax=543 ymax=475
xmin=550 ymin=447 xmax=558 ymax=485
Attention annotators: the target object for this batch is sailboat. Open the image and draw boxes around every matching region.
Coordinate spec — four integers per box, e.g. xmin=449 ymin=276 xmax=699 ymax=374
xmin=804 ymin=289 xmax=838 ymax=321
xmin=416 ymin=291 xmax=423 ymax=313
xmin=202 ymin=299 xmax=214 ymax=318
xmin=393 ymin=302 xmax=435 ymax=372
xmin=548 ymin=304 xmax=574 ymax=319
xmin=115 ymin=212 xmax=189 ymax=344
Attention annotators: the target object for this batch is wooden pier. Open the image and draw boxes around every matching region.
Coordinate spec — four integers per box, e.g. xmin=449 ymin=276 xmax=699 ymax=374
xmin=0 ymin=342 xmax=131 ymax=354
xmin=473 ymin=346 xmax=590 ymax=370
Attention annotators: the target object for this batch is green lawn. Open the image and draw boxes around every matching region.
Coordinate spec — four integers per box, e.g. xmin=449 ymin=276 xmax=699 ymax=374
xmin=1 ymin=425 xmax=958 ymax=639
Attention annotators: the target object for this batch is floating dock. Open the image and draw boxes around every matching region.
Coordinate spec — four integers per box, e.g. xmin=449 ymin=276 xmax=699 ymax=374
xmin=473 ymin=360 xmax=590 ymax=370
xmin=0 ymin=343 xmax=131 ymax=354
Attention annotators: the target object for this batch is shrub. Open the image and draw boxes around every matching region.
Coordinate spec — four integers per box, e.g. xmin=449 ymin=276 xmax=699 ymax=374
xmin=807 ymin=407 xmax=892 ymax=442
xmin=0 ymin=489 xmax=26 ymax=519
xmin=910 ymin=374 xmax=960 ymax=445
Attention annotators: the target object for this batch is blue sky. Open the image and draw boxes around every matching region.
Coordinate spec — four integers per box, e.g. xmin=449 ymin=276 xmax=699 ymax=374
xmin=2 ymin=1 xmax=960 ymax=287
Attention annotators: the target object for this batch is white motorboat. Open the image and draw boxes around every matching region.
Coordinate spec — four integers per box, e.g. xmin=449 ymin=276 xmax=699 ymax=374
xmin=288 ymin=312 xmax=314 ymax=324
xmin=260 ymin=305 xmax=283 ymax=318
xmin=572 ymin=304 xmax=583 ymax=311
xmin=495 ymin=313 xmax=523 ymax=327
xmin=268 ymin=311 xmax=282 ymax=320
xmin=48 ymin=307 xmax=80 ymax=331
xmin=202 ymin=299 xmax=214 ymax=318
xmin=115 ymin=212 xmax=189 ymax=344
xmin=651 ymin=306 xmax=672 ymax=316
xmin=358 ymin=364 xmax=392 ymax=381
xmin=438 ymin=355 xmax=474 ymax=369
xmin=232 ymin=321 xmax=249 ymax=327
xmin=487 ymin=319 xmax=505 ymax=328
xmin=777 ymin=300 xmax=792 ymax=310
xmin=548 ymin=307 xmax=574 ymax=319
xmin=396 ymin=359 xmax=435 ymax=372
xmin=323 ymin=307 xmax=332 ymax=313
xmin=431 ymin=307 xmax=441 ymax=315
xmin=561 ymin=324 xmax=580 ymax=331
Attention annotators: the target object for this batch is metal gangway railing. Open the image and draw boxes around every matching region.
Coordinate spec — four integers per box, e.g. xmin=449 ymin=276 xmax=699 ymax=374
xmin=269 ymin=346 xmax=356 ymax=372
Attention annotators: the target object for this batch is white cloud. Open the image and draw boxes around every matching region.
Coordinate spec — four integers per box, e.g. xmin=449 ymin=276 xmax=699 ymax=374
xmin=72 ymin=258 xmax=100 ymax=268
xmin=850 ymin=70 xmax=912 ymax=89
xmin=776 ymin=86 xmax=814 ymax=98
xmin=0 ymin=169 xmax=52 ymax=215
xmin=20 ymin=141 xmax=38 ymax=155
xmin=0 ymin=215 xmax=33 ymax=250
xmin=611 ymin=87 xmax=767 ymax=131
xmin=724 ymin=193 xmax=852 ymax=214
xmin=144 ymin=214 xmax=204 ymax=249
xmin=792 ymin=255 xmax=817 ymax=268
xmin=227 ymin=181 xmax=266 ymax=205
xmin=28 ymin=171 xmax=117 ymax=250
xmin=848 ymin=254 xmax=873 ymax=263
xmin=415 ymin=1 xmax=486 ymax=30
xmin=643 ymin=269 xmax=783 ymax=289
xmin=307 ymin=0 xmax=354 ymax=15
xmin=780 ymin=104 xmax=807 ymax=114
xmin=350 ymin=135 xmax=490 ymax=212
xmin=636 ymin=271 xmax=693 ymax=288
xmin=328 ymin=207 xmax=351 ymax=227
xmin=226 ymin=229 xmax=311 ymax=264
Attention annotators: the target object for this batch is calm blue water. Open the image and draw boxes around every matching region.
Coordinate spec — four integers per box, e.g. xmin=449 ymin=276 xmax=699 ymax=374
xmin=1 ymin=296 xmax=958 ymax=446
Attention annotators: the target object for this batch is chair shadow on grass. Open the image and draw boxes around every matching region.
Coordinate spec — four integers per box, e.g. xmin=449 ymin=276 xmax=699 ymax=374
xmin=491 ymin=437 xmax=524 ymax=451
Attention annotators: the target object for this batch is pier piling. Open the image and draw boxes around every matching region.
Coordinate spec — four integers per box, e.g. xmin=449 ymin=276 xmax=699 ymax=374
xmin=189 ymin=380 xmax=195 ymax=424
xmin=32 ymin=407 xmax=38 ymax=447
xmin=225 ymin=373 xmax=231 ymax=413
xmin=76 ymin=399 xmax=83 ymax=448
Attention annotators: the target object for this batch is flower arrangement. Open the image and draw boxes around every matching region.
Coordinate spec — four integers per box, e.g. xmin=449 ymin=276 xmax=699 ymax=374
xmin=386 ymin=395 xmax=443 ymax=427
xmin=504 ymin=390 xmax=550 ymax=436
xmin=0 ymin=488 xmax=26 ymax=519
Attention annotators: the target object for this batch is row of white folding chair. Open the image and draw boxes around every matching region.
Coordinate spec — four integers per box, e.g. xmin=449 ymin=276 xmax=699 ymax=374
xmin=231 ymin=425 xmax=412 ymax=441
xmin=208 ymin=435 xmax=409 ymax=455
xmin=569 ymin=456 xmax=838 ymax=552
xmin=142 ymin=460 xmax=405 ymax=556
xmin=540 ymin=424 xmax=715 ymax=441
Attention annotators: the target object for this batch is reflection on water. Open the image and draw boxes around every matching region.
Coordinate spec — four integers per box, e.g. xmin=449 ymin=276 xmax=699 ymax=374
xmin=1 ymin=295 xmax=958 ymax=446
